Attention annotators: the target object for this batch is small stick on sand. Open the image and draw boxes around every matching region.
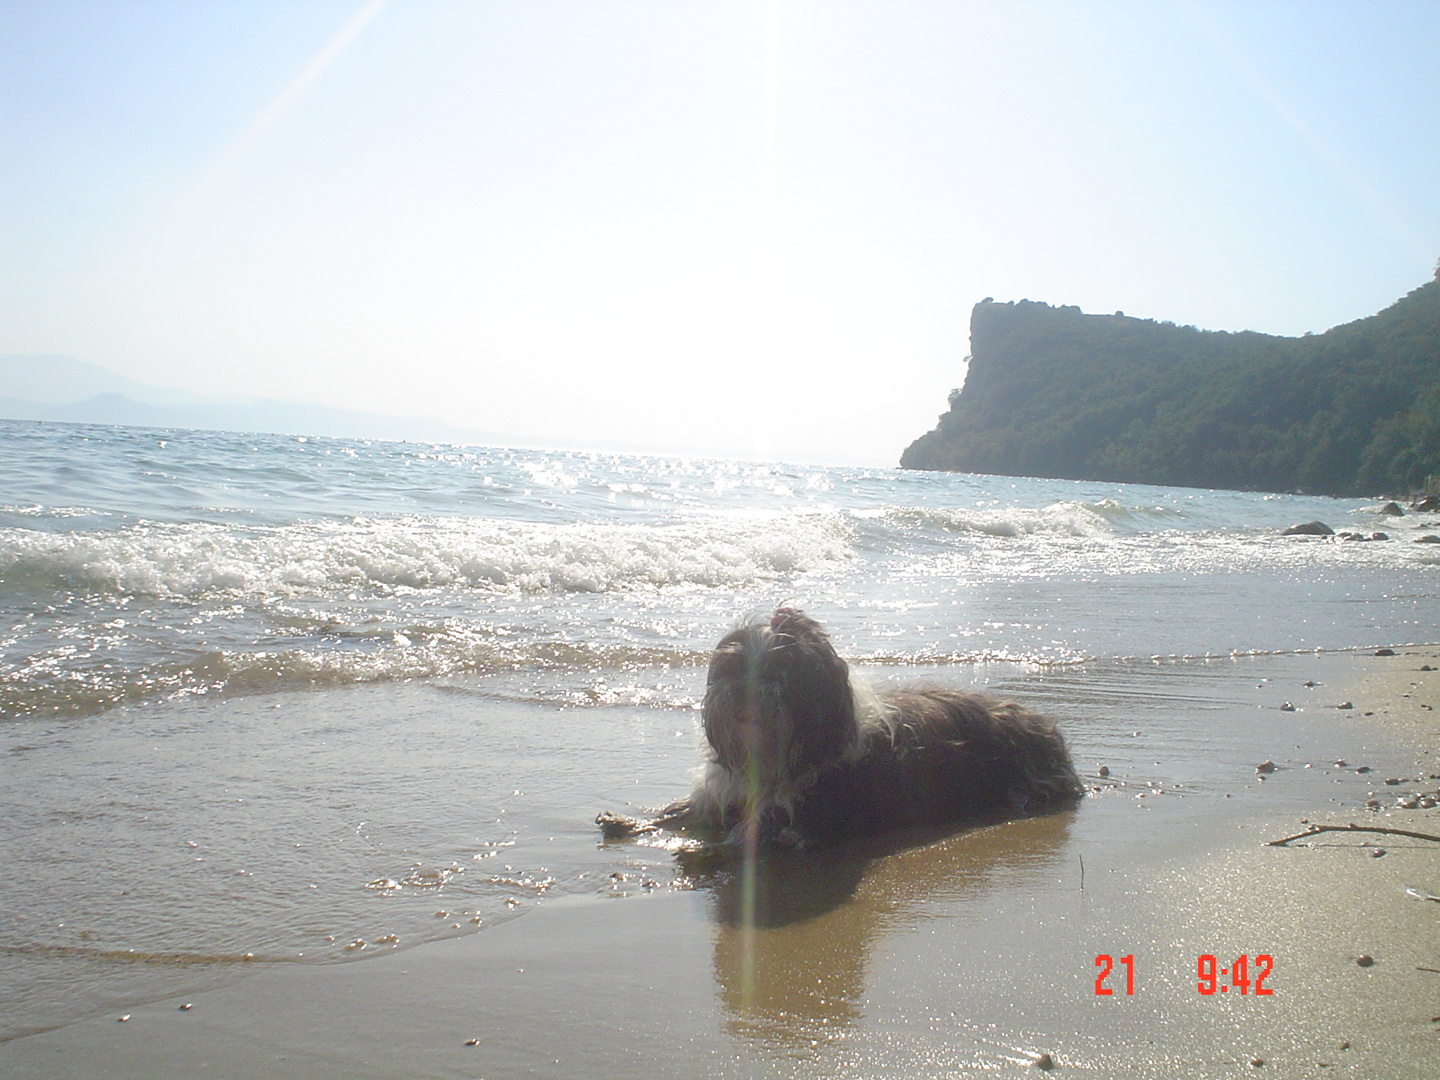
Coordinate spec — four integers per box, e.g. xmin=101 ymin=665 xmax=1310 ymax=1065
xmin=1267 ymin=822 xmax=1440 ymax=847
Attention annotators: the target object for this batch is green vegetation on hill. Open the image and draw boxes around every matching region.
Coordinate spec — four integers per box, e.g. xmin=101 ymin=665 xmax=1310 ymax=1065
xmin=900 ymin=272 xmax=1440 ymax=496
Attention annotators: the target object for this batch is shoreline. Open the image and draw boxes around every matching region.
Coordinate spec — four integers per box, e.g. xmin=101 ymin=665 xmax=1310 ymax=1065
xmin=2 ymin=648 xmax=1438 ymax=1078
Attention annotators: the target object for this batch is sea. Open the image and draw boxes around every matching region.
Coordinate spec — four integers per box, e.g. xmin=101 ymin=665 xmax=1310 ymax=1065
xmin=2 ymin=417 xmax=1437 ymax=1041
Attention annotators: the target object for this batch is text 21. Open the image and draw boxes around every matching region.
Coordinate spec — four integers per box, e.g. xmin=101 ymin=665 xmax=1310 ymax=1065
xmin=1094 ymin=954 xmax=1134 ymax=996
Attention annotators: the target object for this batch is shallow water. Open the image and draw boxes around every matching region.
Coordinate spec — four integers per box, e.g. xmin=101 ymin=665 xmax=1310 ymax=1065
xmin=3 ymin=419 xmax=1437 ymax=724
xmin=0 ymin=648 xmax=1420 ymax=1041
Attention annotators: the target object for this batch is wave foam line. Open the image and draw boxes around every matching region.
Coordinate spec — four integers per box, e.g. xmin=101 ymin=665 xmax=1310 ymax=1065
xmin=0 ymin=635 xmax=710 ymax=720
xmin=0 ymin=513 xmax=854 ymax=601
xmin=880 ymin=501 xmax=1124 ymax=539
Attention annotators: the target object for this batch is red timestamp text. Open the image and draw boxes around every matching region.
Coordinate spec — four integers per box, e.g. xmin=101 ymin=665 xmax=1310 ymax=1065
xmin=1092 ymin=954 xmax=1276 ymax=997
xmin=1198 ymin=953 xmax=1274 ymax=995
xmin=1094 ymin=954 xmax=1134 ymax=996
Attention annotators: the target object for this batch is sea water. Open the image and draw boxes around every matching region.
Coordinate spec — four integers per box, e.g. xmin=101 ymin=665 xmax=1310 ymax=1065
xmin=1 ymin=417 xmax=1437 ymax=1038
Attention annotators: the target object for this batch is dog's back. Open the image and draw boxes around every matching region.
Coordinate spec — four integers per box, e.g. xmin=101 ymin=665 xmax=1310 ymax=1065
xmin=785 ymin=689 xmax=1084 ymax=841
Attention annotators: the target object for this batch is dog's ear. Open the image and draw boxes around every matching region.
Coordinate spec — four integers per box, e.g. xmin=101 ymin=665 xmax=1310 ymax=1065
xmin=700 ymin=626 xmax=764 ymax=770
xmin=767 ymin=609 xmax=855 ymax=766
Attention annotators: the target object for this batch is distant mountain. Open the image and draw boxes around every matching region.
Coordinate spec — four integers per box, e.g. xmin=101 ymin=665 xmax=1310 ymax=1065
xmin=1 ymin=354 xmax=215 ymax=405
xmin=1 ymin=356 xmax=802 ymax=458
xmin=0 ymin=355 xmax=510 ymax=447
xmin=900 ymin=272 xmax=1440 ymax=497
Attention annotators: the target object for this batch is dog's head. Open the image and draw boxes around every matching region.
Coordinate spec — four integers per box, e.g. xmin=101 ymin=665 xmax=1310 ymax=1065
xmin=701 ymin=607 xmax=857 ymax=788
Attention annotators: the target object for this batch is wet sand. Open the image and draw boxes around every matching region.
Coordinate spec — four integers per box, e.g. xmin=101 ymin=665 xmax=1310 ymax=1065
xmin=3 ymin=648 xmax=1439 ymax=1078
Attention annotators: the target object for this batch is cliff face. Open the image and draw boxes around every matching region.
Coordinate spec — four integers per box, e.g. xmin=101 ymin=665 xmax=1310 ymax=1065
xmin=900 ymin=275 xmax=1440 ymax=497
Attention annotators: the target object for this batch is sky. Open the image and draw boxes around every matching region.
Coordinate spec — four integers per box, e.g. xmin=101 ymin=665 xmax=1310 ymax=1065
xmin=2 ymin=1 xmax=1438 ymax=466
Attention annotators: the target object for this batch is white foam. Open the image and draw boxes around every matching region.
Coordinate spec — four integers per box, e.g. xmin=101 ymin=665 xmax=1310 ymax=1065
xmin=0 ymin=512 xmax=855 ymax=601
xmin=887 ymin=501 xmax=1117 ymax=538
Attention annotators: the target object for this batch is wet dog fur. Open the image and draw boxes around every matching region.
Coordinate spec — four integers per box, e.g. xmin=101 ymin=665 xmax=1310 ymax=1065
xmin=597 ymin=607 xmax=1083 ymax=848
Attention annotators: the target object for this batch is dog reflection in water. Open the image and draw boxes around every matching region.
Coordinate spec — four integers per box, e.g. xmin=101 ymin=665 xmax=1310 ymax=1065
xmin=598 ymin=608 xmax=1083 ymax=849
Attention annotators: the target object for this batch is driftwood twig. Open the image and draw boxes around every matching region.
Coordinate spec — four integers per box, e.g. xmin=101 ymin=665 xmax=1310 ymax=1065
xmin=1267 ymin=822 xmax=1440 ymax=847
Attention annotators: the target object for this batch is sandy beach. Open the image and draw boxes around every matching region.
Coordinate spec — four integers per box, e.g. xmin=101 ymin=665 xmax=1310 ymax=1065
xmin=3 ymin=647 xmax=1438 ymax=1079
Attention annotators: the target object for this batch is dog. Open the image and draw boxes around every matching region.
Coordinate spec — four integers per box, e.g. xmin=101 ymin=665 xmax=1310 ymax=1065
xmin=597 ymin=607 xmax=1084 ymax=849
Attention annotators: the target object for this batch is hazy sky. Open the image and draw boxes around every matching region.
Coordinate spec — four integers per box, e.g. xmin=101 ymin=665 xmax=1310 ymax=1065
xmin=3 ymin=1 xmax=1438 ymax=465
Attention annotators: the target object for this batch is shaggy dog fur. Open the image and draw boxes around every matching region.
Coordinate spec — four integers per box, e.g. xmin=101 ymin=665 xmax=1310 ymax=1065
xmin=597 ymin=607 xmax=1084 ymax=848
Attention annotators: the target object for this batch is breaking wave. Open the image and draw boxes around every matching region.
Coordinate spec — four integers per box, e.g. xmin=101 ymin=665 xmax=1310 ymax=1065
xmin=0 ymin=512 xmax=855 ymax=601
xmin=878 ymin=501 xmax=1126 ymax=539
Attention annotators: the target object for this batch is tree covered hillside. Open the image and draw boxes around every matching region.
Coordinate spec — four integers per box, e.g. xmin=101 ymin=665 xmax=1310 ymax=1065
xmin=900 ymin=272 xmax=1440 ymax=496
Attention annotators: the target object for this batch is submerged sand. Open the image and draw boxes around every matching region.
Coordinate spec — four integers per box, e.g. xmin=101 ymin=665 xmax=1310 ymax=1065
xmin=3 ymin=649 xmax=1438 ymax=1078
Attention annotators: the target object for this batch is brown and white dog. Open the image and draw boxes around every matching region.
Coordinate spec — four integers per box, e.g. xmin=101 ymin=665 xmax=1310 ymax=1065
xmin=598 ymin=607 xmax=1083 ymax=848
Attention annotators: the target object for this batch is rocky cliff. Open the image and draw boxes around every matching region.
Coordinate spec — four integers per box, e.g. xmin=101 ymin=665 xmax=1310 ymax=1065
xmin=900 ymin=272 xmax=1440 ymax=496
